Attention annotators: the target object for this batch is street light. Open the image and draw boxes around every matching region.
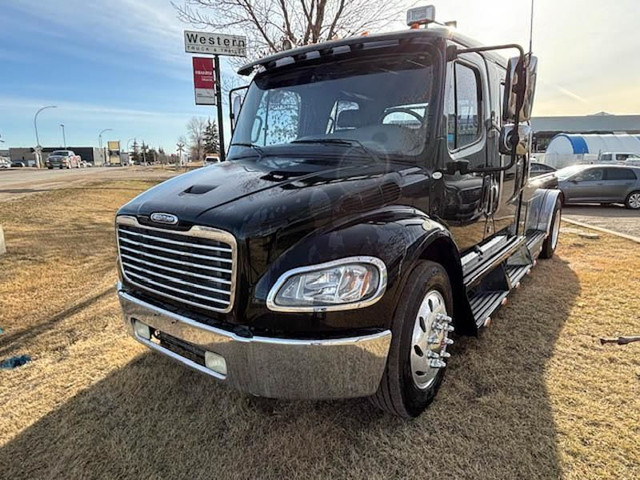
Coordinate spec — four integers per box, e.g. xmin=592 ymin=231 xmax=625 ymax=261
xmin=98 ymin=128 xmax=113 ymax=165
xmin=60 ymin=124 xmax=66 ymax=148
xmin=33 ymin=105 xmax=57 ymax=168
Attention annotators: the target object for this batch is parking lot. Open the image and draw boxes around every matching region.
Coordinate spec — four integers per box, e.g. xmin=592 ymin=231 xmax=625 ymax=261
xmin=564 ymin=205 xmax=640 ymax=239
xmin=0 ymin=177 xmax=638 ymax=480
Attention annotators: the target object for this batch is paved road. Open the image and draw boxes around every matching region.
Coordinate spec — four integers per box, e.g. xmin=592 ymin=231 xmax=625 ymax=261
xmin=0 ymin=166 xmax=178 ymax=202
xmin=563 ymin=204 xmax=640 ymax=239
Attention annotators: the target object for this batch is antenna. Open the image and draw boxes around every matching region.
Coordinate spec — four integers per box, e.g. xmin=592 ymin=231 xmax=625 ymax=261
xmin=528 ymin=0 xmax=535 ymax=54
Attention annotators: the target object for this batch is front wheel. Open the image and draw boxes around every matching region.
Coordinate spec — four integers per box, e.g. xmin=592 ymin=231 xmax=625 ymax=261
xmin=540 ymin=198 xmax=562 ymax=259
xmin=625 ymin=191 xmax=640 ymax=210
xmin=370 ymin=260 xmax=454 ymax=418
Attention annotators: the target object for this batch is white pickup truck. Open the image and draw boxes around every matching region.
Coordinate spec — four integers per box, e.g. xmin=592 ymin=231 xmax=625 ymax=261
xmin=46 ymin=150 xmax=82 ymax=169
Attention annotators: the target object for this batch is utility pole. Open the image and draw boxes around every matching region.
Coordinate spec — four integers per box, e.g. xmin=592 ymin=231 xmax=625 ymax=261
xmin=60 ymin=124 xmax=66 ymax=148
xmin=98 ymin=128 xmax=113 ymax=165
xmin=34 ymin=105 xmax=57 ymax=168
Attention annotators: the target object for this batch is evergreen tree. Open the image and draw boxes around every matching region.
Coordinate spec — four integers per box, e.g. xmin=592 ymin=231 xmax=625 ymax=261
xmin=203 ymin=119 xmax=220 ymax=155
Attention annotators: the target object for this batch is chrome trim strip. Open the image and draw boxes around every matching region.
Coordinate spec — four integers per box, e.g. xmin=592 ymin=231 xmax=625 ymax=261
xmin=119 ymin=236 xmax=233 ymax=263
xmin=265 ymin=256 xmax=387 ymax=313
xmin=116 ymin=215 xmax=237 ymax=313
xmin=123 ymin=263 xmax=232 ymax=296
xmin=121 ymin=254 xmax=231 ymax=285
xmin=119 ymin=228 xmax=232 ymax=253
xmin=119 ymin=246 xmax=232 ymax=275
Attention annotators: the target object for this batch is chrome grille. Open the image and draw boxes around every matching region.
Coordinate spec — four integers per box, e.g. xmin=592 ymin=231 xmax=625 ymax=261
xmin=116 ymin=216 xmax=236 ymax=313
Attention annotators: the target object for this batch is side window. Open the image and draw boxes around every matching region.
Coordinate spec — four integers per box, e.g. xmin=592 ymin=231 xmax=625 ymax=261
xmin=253 ymin=90 xmax=301 ymax=146
xmin=327 ymin=100 xmax=359 ymax=133
xmin=576 ymin=169 xmax=603 ymax=181
xmin=600 ymin=153 xmax=612 ymax=161
xmin=605 ymin=168 xmax=636 ymax=180
xmin=444 ymin=62 xmax=481 ymax=150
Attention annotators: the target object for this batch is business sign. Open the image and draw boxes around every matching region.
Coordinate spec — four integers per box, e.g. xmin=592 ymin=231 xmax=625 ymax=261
xmin=192 ymin=57 xmax=216 ymax=106
xmin=184 ymin=31 xmax=247 ymax=57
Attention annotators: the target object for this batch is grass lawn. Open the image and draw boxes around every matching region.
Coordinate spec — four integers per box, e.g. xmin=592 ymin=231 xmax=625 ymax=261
xmin=0 ymin=180 xmax=638 ymax=480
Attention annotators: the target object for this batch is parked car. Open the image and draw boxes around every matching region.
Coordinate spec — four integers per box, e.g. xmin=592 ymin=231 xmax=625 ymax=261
xmin=623 ymin=156 xmax=640 ymax=167
xmin=556 ymin=164 xmax=640 ymax=209
xmin=529 ymin=162 xmax=556 ymax=178
xmin=204 ymin=154 xmax=220 ymax=166
xmin=0 ymin=157 xmax=11 ymax=169
xmin=46 ymin=150 xmax=81 ymax=169
xmin=10 ymin=161 xmax=25 ymax=168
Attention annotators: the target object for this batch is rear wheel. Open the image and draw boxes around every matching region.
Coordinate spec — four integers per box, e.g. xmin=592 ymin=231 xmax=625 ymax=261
xmin=625 ymin=191 xmax=640 ymax=209
xmin=370 ymin=261 xmax=454 ymax=418
xmin=540 ymin=198 xmax=561 ymax=259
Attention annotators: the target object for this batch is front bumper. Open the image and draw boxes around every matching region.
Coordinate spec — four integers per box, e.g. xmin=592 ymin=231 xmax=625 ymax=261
xmin=118 ymin=286 xmax=391 ymax=399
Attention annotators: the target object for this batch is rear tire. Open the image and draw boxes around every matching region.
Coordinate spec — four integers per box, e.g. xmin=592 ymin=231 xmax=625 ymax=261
xmin=370 ymin=260 xmax=454 ymax=418
xmin=540 ymin=198 xmax=562 ymax=259
xmin=625 ymin=191 xmax=640 ymax=210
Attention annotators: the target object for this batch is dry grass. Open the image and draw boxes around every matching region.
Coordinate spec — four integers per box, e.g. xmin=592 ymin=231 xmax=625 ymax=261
xmin=0 ymin=182 xmax=639 ymax=480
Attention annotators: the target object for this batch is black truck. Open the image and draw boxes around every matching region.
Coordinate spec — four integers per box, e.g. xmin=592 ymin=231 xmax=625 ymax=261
xmin=115 ymin=12 xmax=561 ymax=418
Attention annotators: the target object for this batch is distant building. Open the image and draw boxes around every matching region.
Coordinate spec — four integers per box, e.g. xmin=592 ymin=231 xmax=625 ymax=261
xmin=531 ymin=113 xmax=640 ymax=152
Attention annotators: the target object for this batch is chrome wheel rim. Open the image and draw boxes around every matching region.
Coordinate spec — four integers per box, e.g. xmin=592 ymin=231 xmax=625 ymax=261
xmin=551 ymin=210 xmax=561 ymax=250
xmin=629 ymin=193 xmax=640 ymax=209
xmin=410 ymin=290 xmax=453 ymax=390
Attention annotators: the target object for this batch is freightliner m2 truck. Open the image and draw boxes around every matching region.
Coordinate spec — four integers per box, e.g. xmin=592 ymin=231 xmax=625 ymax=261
xmin=115 ymin=7 xmax=561 ymax=417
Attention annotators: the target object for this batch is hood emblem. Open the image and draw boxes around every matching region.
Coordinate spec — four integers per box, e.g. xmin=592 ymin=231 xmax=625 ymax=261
xmin=150 ymin=212 xmax=179 ymax=225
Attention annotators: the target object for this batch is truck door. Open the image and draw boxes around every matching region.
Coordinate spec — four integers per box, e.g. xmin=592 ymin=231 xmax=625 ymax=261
xmin=486 ymin=60 xmax=522 ymax=237
xmin=437 ymin=55 xmax=491 ymax=253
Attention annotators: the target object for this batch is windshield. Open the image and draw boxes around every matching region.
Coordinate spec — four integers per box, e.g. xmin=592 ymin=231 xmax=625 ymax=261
xmin=51 ymin=151 xmax=69 ymax=156
xmin=556 ymin=165 xmax=586 ymax=180
xmin=231 ymin=48 xmax=436 ymax=161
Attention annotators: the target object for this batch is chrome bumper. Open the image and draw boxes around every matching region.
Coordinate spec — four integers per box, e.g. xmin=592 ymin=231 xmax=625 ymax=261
xmin=117 ymin=287 xmax=391 ymax=399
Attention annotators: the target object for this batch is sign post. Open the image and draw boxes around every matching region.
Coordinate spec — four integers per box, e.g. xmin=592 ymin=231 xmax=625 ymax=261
xmin=185 ymin=30 xmax=246 ymax=163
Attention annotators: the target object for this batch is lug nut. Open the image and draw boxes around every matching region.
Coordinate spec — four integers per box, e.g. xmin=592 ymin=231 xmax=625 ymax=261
xmin=440 ymin=351 xmax=451 ymax=358
xmin=444 ymin=338 xmax=454 ymax=345
xmin=429 ymin=359 xmax=447 ymax=369
xmin=436 ymin=313 xmax=452 ymax=323
xmin=427 ymin=351 xmax=440 ymax=358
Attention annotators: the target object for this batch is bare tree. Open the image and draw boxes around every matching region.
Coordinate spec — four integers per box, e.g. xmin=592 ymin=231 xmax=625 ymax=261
xmin=186 ymin=117 xmax=207 ymax=161
xmin=173 ymin=0 xmax=407 ymax=61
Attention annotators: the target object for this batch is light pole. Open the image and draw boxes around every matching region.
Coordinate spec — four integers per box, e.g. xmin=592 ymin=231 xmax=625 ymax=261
xmin=60 ymin=124 xmax=66 ymax=148
xmin=98 ymin=128 xmax=113 ymax=165
xmin=34 ymin=105 xmax=57 ymax=168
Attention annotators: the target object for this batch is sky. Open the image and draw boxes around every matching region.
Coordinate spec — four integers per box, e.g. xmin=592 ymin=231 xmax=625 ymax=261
xmin=1 ymin=0 xmax=638 ymax=152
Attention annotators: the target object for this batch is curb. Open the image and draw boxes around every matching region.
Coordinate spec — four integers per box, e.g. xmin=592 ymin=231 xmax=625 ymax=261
xmin=562 ymin=217 xmax=640 ymax=244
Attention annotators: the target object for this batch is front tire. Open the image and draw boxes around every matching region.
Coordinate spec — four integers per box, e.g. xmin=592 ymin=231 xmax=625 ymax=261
xmin=540 ymin=198 xmax=561 ymax=259
xmin=370 ymin=261 xmax=454 ymax=418
xmin=625 ymin=191 xmax=640 ymax=210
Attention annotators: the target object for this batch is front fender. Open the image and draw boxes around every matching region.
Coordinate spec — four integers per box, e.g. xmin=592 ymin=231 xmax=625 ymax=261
xmin=254 ymin=206 xmax=463 ymax=332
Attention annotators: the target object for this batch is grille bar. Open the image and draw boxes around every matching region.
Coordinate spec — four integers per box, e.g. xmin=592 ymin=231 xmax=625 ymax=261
xmin=119 ymin=246 xmax=232 ymax=275
xmin=120 ymin=253 xmax=231 ymax=285
xmin=119 ymin=236 xmax=232 ymax=263
xmin=119 ymin=229 xmax=232 ymax=253
xmin=117 ymin=215 xmax=237 ymax=313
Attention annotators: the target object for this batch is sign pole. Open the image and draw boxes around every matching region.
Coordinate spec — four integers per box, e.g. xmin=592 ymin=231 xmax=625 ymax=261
xmin=214 ymin=55 xmax=226 ymax=162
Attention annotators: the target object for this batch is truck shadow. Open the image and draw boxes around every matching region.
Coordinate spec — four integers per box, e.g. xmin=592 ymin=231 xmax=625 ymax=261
xmin=0 ymin=256 xmax=579 ymax=480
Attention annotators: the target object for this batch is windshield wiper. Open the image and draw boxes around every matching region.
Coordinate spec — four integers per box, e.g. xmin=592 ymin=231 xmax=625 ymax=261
xmin=229 ymin=142 xmax=264 ymax=155
xmin=291 ymin=138 xmax=380 ymax=164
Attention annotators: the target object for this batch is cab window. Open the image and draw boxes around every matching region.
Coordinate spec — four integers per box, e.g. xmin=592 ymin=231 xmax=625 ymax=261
xmin=444 ymin=62 xmax=481 ymax=150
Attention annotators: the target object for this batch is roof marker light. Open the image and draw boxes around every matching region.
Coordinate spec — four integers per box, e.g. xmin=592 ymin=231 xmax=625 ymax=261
xmin=406 ymin=5 xmax=436 ymax=27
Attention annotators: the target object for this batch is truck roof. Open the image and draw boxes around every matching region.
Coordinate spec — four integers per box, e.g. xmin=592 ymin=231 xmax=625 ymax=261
xmin=238 ymin=27 xmax=507 ymax=76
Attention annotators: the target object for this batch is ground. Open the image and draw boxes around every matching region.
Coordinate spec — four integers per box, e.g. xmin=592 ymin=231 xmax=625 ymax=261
xmin=0 ymin=178 xmax=638 ymax=480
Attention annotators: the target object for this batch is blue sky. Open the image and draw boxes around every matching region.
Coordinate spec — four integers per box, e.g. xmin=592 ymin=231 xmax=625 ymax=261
xmin=1 ymin=0 xmax=639 ymax=153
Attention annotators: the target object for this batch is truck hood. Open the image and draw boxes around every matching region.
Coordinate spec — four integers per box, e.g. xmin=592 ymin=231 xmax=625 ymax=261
xmin=118 ymin=157 xmax=413 ymax=240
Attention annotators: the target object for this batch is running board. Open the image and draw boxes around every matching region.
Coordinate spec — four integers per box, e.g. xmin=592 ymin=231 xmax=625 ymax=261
xmin=466 ymin=230 xmax=545 ymax=329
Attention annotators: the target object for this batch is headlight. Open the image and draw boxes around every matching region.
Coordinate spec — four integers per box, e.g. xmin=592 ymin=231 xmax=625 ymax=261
xmin=266 ymin=256 xmax=387 ymax=312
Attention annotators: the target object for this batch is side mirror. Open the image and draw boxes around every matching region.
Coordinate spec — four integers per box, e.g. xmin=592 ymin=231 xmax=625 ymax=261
xmin=228 ymin=85 xmax=249 ymax=134
xmin=498 ymin=124 xmax=532 ymax=156
xmin=502 ymin=54 xmax=538 ymax=123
